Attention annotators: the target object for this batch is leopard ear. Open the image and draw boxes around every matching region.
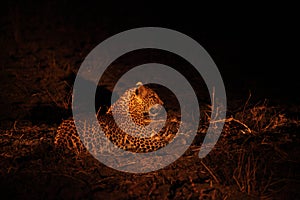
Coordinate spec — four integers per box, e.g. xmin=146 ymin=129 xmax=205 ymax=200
xmin=136 ymin=85 xmax=147 ymax=97
xmin=136 ymin=82 xmax=143 ymax=87
xmin=135 ymin=82 xmax=144 ymax=96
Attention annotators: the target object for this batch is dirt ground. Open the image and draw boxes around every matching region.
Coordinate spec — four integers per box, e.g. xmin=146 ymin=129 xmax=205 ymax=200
xmin=0 ymin=2 xmax=299 ymax=199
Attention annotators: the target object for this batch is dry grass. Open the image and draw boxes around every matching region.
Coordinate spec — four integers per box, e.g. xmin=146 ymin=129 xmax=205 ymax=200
xmin=39 ymin=54 xmax=74 ymax=110
xmin=235 ymin=98 xmax=288 ymax=133
xmin=0 ymin=97 xmax=298 ymax=199
xmin=197 ymin=94 xmax=299 ymax=199
xmin=233 ymin=149 xmax=274 ymax=199
xmin=0 ymin=67 xmax=298 ymax=199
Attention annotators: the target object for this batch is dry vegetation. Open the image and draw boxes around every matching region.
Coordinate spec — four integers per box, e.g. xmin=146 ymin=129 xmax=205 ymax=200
xmin=0 ymin=95 xmax=299 ymax=199
xmin=1 ymin=4 xmax=299 ymax=199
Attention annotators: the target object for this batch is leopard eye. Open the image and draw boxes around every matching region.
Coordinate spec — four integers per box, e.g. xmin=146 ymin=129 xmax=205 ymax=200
xmin=149 ymin=105 xmax=161 ymax=115
xmin=149 ymin=107 xmax=157 ymax=114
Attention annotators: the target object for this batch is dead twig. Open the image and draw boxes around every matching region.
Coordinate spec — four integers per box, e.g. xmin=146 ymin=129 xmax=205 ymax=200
xmin=200 ymin=160 xmax=220 ymax=184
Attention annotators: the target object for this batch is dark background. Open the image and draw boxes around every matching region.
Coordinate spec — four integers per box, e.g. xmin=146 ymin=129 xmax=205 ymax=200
xmin=0 ymin=1 xmax=298 ymax=117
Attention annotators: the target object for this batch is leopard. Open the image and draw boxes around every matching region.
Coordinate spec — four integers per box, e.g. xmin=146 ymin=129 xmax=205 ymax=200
xmin=54 ymin=82 xmax=179 ymax=155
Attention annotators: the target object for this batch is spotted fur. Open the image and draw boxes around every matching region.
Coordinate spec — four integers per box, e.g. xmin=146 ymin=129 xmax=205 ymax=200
xmin=54 ymin=84 xmax=178 ymax=154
